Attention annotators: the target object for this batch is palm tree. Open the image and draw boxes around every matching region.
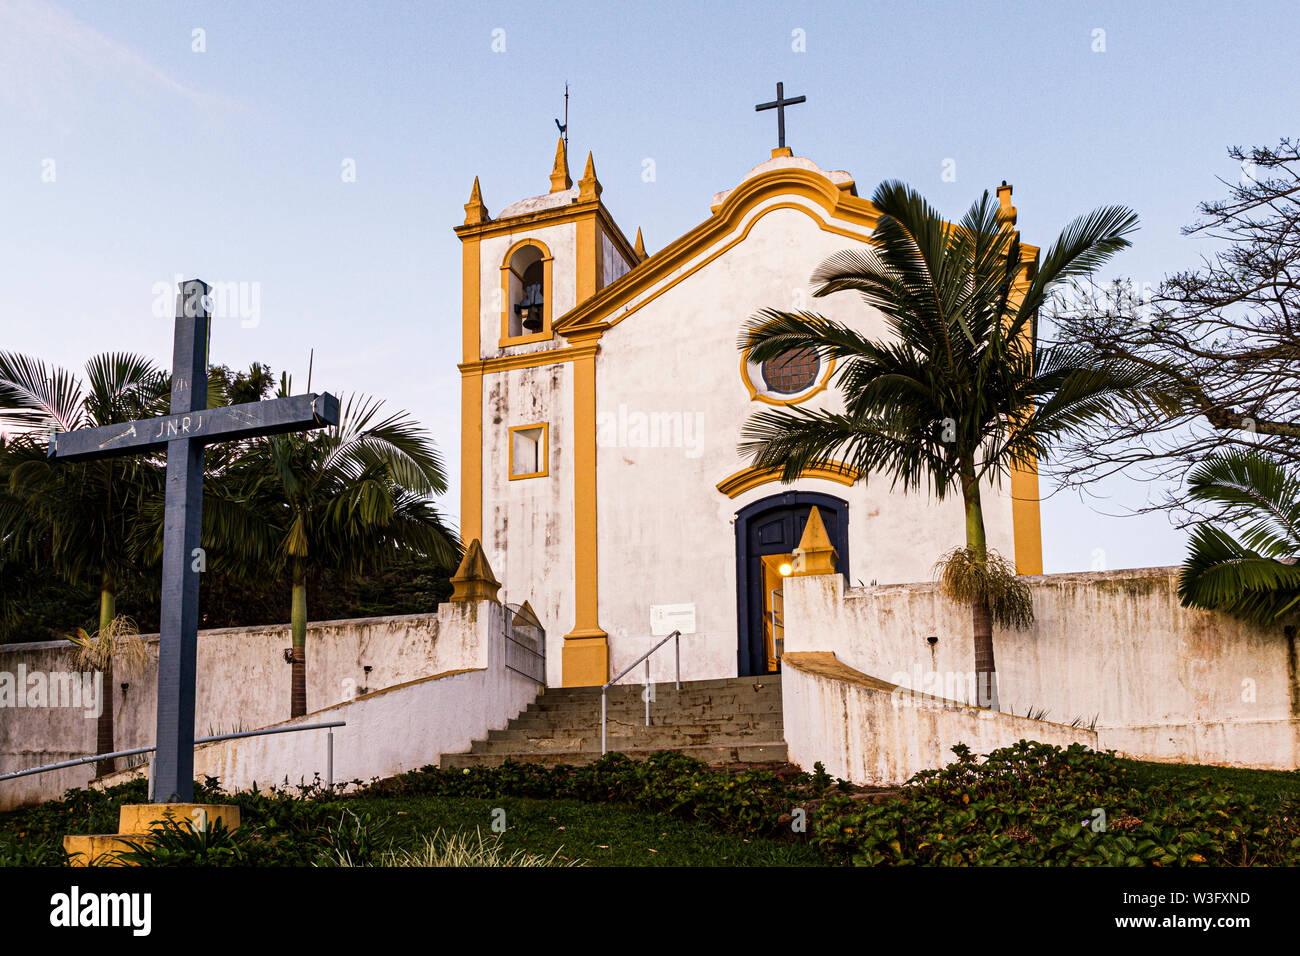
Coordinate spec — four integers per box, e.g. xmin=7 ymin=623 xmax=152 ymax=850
xmin=0 ymin=351 xmax=170 ymax=771
xmin=739 ymin=181 xmax=1175 ymax=709
xmin=206 ymin=376 xmax=458 ymax=717
xmin=1178 ymin=450 xmax=1300 ymax=626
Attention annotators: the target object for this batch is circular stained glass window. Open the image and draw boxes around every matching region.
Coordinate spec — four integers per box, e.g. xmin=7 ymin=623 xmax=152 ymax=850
xmin=761 ymin=348 xmax=820 ymax=394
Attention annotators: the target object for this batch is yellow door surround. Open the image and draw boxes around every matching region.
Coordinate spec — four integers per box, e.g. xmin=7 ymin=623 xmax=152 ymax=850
xmin=717 ymin=462 xmax=862 ymax=498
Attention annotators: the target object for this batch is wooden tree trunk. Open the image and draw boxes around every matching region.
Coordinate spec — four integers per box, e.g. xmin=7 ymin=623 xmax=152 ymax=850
xmin=962 ymin=469 xmax=1000 ymax=711
xmin=290 ymin=560 xmax=308 ymax=718
xmin=94 ymin=578 xmax=116 ymax=777
xmin=971 ymin=596 xmax=999 ymax=710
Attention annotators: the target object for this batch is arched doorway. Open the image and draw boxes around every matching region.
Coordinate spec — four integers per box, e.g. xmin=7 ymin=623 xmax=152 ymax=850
xmin=734 ymin=491 xmax=849 ymax=676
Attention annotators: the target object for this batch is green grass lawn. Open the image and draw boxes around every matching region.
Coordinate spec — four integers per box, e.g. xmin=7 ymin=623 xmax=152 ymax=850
xmin=1122 ymin=758 xmax=1300 ymax=803
xmin=0 ymin=781 xmax=824 ymax=867
xmin=3 ymin=747 xmax=1297 ymax=867
xmin=344 ymin=793 xmax=823 ymax=866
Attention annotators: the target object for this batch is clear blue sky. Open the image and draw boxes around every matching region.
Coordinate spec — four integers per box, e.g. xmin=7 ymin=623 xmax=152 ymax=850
xmin=3 ymin=0 xmax=1296 ymax=573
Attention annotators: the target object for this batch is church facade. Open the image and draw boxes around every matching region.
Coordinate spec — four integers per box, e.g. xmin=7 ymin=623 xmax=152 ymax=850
xmin=455 ymin=141 xmax=1043 ymax=688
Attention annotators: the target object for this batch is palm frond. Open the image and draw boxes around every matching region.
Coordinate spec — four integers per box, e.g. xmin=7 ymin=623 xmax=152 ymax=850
xmin=1185 ymin=451 xmax=1300 ymax=556
xmin=1179 ymin=525 xmax=1300 ymax=625
xmin=1016 ymin=205 xmax=1139 ymax=319
xmin=0 ymin=351 xmax=85 ymax=432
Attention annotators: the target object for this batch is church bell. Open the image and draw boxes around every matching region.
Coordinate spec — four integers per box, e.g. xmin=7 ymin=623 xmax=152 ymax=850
xmin=515 ymin=282 xmax=544 ymax=332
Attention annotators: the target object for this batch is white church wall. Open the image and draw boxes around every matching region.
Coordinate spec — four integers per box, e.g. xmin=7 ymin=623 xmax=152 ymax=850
xmin=0 ymin=610 xmax=464 ymax=809
xmin=592 ymin=202 xmax=1019 ymax=683
xmin=782 ymin=568 xmax=1300 ymax=770
xmin=481 ymin=361 xmax=575 ymax=688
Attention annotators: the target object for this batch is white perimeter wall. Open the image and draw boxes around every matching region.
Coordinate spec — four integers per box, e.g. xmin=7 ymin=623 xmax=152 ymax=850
xmin=783 ymin=568 xmax=1300 ymax=770
xmin=111 ymin=600 xmax=539 ymax=795
xmin=0 ymin=607 xmax=517 ymax=809
xmin=782 ymin=652 xmax=1096 ymax=786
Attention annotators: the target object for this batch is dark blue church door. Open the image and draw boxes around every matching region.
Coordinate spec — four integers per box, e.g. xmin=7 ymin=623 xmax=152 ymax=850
xmin=734 ymin=492 xmax=849 ymax=676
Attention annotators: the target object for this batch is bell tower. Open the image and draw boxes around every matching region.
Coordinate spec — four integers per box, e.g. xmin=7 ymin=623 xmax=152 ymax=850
xmin=454 ymin=138 xmax=640 ymax=686
xmin=455 ymin=137 xmax=640 ymax=365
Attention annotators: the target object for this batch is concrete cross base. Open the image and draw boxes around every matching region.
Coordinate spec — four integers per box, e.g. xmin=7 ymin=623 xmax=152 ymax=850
xmin=63 ymin=803 xmax=241 ymax=867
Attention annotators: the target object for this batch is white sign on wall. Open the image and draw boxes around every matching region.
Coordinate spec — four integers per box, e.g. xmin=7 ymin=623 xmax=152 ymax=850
xmin=650 ymin=603 xmax=696 ymax=636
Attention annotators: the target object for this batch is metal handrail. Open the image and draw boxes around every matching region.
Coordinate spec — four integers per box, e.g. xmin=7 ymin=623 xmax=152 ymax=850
xmin=601 ymin=630 xmax=682 ymax=755
xmin=0 ymin=720 xmax=347 ymax=792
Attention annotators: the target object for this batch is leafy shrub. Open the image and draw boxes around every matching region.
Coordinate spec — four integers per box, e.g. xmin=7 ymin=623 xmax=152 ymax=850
xmin=811 ymin=741 xmax=1300 ymax=866
xmin=359 ymin=750 xmax=820 ymax=839
xmin=115 ymin=816 xmax=247 ymax=867
xmin=5 ymin=743 xmax=1296 ymax=867
xmin=0 ymin=774 xmax=370 ymax=867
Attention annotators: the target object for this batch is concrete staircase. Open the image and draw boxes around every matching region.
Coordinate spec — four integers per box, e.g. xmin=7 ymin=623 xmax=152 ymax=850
xmin=440 ymin=676 xmax=786 ymax=769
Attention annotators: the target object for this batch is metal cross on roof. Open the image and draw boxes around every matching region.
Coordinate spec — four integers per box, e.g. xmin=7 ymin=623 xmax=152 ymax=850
xmin=755 ymin=82 xmax=806 ymax=150
xmin=48 ymin=279 xmax=339 ymax=802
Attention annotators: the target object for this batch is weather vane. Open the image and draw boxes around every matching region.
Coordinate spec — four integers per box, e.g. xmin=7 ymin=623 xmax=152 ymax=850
xmin=555 ymin=82 xmax=569 ymax=154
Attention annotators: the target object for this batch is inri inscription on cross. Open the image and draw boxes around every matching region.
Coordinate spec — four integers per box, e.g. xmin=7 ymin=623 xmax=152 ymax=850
xmin=49 ymin=279 xmax=339 ymax=802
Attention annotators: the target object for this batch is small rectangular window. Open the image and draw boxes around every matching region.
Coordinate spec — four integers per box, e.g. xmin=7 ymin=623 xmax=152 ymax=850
xmin=509 ymin=423 xmax=548 ymax=480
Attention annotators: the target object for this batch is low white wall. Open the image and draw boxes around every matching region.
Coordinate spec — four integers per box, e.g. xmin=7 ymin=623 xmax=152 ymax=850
xmin=129 ymin=600 xmax=539 ymax=794
xmin=0 ymin=607 xmax=504 ymax=809
xmin=782 ymin=651 xmax=1096 ymax=786
xmin=783 ymin=568 xmax=1300 ymax=770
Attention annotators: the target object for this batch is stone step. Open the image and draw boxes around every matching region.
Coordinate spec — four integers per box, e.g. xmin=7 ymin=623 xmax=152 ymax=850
xmin=501 ymin=715 xmax=783 ymax=735
xmin=529 ymin=688 xmax=781 ymax=704
xmin=523 ymin=697 xmax=783 ymax=717
xmin=441 ymin=674 xmax=787 ymax=772
xmin=475 ymin=728 xmax=779 ymax=752
xmin=544 ymin=677 xmax=782 ymax=696
xmin=441 ymin=741 xmax=789 ymax=770
xmin=527 ymin=686 xmax=780 ymax=702
xmin=538 ymin=683 xmax=781 ymax=701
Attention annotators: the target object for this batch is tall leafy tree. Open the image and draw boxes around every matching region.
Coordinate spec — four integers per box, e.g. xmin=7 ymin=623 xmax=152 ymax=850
xmin=1177 ymin=450 xmax=1300 ymax=626
xmin=205 ymin=376 xmax=459 ymax=717
xmin=1048 ymin=139 xmax=1300 ymax=507
xmin=739 ymin=181 xmax=1175 ymax=709
xmin=0 ymin=351 xmax=169 ymax=770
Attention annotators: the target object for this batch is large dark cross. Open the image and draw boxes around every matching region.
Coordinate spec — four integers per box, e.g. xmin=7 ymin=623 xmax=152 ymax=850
xmin=755 ymin=81 xmax=806 ymax=150
xmin=49 ymin=279 xmax=339 ymax=802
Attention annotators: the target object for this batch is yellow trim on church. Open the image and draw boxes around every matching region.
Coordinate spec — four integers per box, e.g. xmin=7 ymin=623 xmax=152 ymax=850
xmin=460 ymin=234 xmax=482 ymax=544
xmin=716 ymin=462 xmax=863 ymax=498
xmin=507 ymin=422 xmax=549 ymax=480
xmin=1010 ymin=458 xmax=1044 ymax=575
xmin=563 ymin=329 xmax=608 ymax=685
xmin=554 ymin=168 xmax=883 ymax=336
